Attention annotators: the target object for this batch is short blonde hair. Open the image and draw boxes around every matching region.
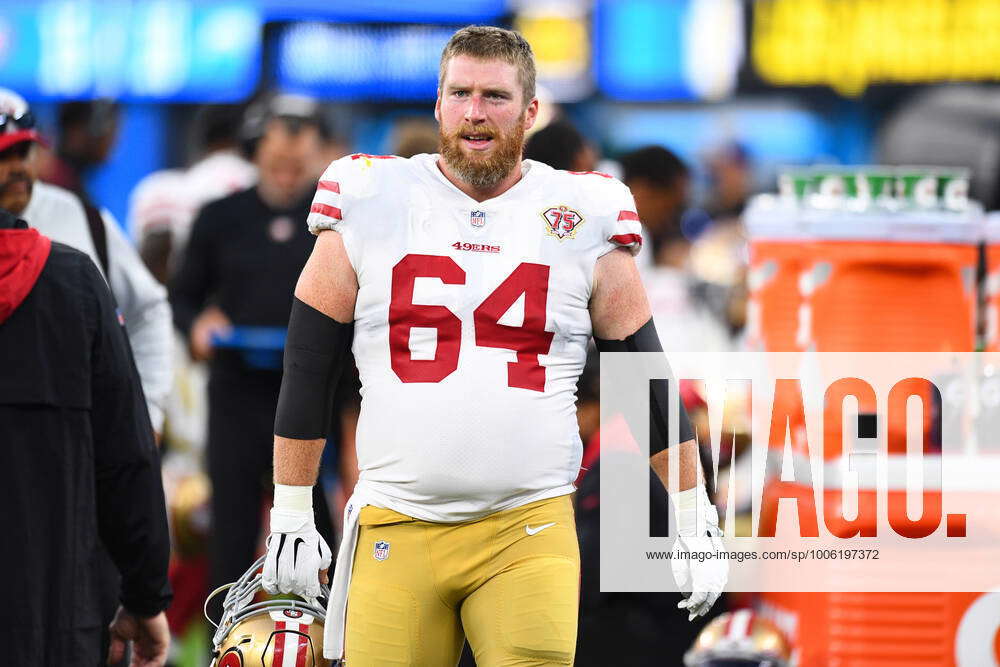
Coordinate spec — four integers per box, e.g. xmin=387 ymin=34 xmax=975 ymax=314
xmin=438 ymin=26 xmax=536 ymax=106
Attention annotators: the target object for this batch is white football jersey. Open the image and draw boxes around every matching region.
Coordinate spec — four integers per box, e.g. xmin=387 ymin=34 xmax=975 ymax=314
xmin=307 ymin=153 xmax=642 ymax=522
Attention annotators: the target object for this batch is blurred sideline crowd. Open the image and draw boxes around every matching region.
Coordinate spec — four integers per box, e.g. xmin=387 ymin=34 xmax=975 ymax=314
xmin=2 ymin=89 xmax=757 ymax=665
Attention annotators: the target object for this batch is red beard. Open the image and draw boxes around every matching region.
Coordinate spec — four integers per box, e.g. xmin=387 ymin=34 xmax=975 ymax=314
xmin=439 ymin=115 xmax=525 ymax=191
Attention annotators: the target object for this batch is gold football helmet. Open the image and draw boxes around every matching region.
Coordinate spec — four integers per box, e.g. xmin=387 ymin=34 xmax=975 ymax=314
xmin=684 ymin=610 xmax=791 ymax=667
xmin=207 ymin=556 xmax=331 ymax=667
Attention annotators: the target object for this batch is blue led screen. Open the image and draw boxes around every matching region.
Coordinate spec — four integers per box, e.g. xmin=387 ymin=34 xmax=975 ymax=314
xmin=594 ymin=0 xmax=692 ymax=101
xmin=260 ymin=0 xmax=505 ymax=24
xmin=0 ymin=1 xmax=261 ymax=101
xmin=594 ymin=0 xmax=745 ymax=102
xmin=274 ymin=23 xmax=457 ymax=101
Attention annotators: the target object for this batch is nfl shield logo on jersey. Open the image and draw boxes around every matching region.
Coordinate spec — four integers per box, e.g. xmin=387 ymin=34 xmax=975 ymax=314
xmin=470 ymin=210 xmax=486 ymax=228
xmin=373 ymin=540 xmax=390 ymax=561
xmin=542 ymin=205 xmax=584 ymax=240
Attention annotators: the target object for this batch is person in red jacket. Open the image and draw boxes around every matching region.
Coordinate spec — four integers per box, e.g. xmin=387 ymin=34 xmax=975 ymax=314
xmin=0 ymin=208 xmax=172 ymax=666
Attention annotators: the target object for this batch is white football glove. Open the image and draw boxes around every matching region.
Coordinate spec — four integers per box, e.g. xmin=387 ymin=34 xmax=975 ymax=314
xmin=669 ymin=485 xmax=729 ymax=621
xmin=262 ymin=484 xmax=332 ymax=600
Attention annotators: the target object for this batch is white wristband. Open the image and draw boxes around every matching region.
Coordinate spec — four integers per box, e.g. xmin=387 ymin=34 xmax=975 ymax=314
xmin=270 ymin=484 xmax=315 ymax=533
xmin=668 ymin=485 xmax=717 ymax=536
xmin=273 ymin=483 xmax=314 ymax=513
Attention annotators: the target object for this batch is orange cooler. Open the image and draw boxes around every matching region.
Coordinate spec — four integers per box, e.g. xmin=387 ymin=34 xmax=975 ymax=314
xmin=800 ymin=209 xmax=980 ymax=353
xmin=747 ymin=199 xmax=990 ymax=665
xmin=744 ymin=196 xmax=811 ymax=352
xmin=758 ymin=591 xmax=1000 ymax=667
xmin=802 ymin=209 xmax=980 ymax=456
xmin=744 ymin=198 xmax=981 ymax=353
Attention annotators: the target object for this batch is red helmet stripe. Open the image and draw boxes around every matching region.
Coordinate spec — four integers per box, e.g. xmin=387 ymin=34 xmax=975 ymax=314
xmin=296 ymin=625 xmax=309 ymax=667
xmin=274 ymin=621 xmax=286 ymax=664
xmin=728 ymin=609 xmax=753 ymax=639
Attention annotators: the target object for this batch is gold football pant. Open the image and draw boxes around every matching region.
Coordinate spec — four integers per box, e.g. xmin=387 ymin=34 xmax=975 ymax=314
xmin=345 ymin=494 xmax=579 ymax=666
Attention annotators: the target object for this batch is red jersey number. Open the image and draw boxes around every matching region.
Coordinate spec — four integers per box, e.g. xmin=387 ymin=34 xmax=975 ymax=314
xmin=389 ymin=254 xmax=465 ymax=383
xmin=389 ymin=254 xmax=553 ymax=391
xmin=474 ymin=263 xmax=554 ymax=391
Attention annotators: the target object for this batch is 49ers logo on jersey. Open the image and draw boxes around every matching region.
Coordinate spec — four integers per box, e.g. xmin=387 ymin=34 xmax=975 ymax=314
xmin=542 ymin=205 xmax=584 ymax=240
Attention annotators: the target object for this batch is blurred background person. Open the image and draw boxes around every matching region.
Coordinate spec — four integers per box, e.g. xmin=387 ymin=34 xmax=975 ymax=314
xmin=524 ymin=118 xmax=599 ymax=172
xmin=130 ymin=105 xmax=259 ymax=281
xmin=690 ymin=141 xmax=756 ymax=339
xmin=0 ymin=88 xmax=173 ymax=436
xmin=189 ymin=105 xmax=258 ymax=187
xmin=0 ymin=208 xmax=171 ymax=666
xmin=184 ymin=105 xmax=259 ymax=244
xmin=620 ymin=145 xmax=692 ymax=270
xmin=39 ymin=99 xmax=120 ymax=205
xmin=703 ymin=141 xmax=754 ymax=223
xmin=618 ymin=144 xmax=734 ymax=354
xmin=390 ymin=117 xmax=441 ymax=157
xmin=128 ymin=169 xmax=193 ymax=286
xmin=169 ymin=94 xmax=340 ymax=616
xmin=574 ymin=372 xmax=712 ymax=667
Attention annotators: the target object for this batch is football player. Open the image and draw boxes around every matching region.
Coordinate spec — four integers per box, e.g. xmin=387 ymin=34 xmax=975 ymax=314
xmin=264 ymin=26 xmax=727 ymax=665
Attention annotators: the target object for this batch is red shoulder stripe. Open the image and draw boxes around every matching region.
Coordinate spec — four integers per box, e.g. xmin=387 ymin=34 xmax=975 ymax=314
xmin=568 ymin=170 xmax=614 ymax=179
xmin=310 ymin=203 xmax=342 ymax=219
xmin=609 ymin=233 xmax=642 ymax=246
xmin=350 ymin=153 xmax=397 ymax=160
xmin=617 ymin=210 xmax=640 ymax=222
xmin=317 ymin=180 xmax=340 ymax=193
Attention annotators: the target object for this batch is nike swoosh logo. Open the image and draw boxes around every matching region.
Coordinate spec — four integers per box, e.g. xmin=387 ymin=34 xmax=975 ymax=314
xmin=525 ymin=522 xmax=556 ymax=536
xmin=293 ymin=537 xmax=305 ymax=565
xmin=277 ymin=533 xmax=287 ymax=557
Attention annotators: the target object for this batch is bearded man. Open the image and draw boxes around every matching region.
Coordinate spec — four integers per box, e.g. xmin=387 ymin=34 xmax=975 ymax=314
xmin=250 ymin=26 xmax=727 ymax=667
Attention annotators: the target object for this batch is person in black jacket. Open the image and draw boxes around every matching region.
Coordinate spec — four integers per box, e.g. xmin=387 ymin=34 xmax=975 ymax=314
xmin=169 ymin=95 xmax=339 ymax=612
xmin=0 ymin=209 xmax=172 ymax=666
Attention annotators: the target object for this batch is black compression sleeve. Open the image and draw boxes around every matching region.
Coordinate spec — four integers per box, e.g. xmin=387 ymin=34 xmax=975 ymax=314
xmin=594 ymin=318 xmax=694 ymax=455
xmin=274 ymin=297 xmax=354 ymax=440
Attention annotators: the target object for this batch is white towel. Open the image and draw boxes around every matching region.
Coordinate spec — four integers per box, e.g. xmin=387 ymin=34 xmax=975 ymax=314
xmin=323 ymin=489 xmax=370 ymax=661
